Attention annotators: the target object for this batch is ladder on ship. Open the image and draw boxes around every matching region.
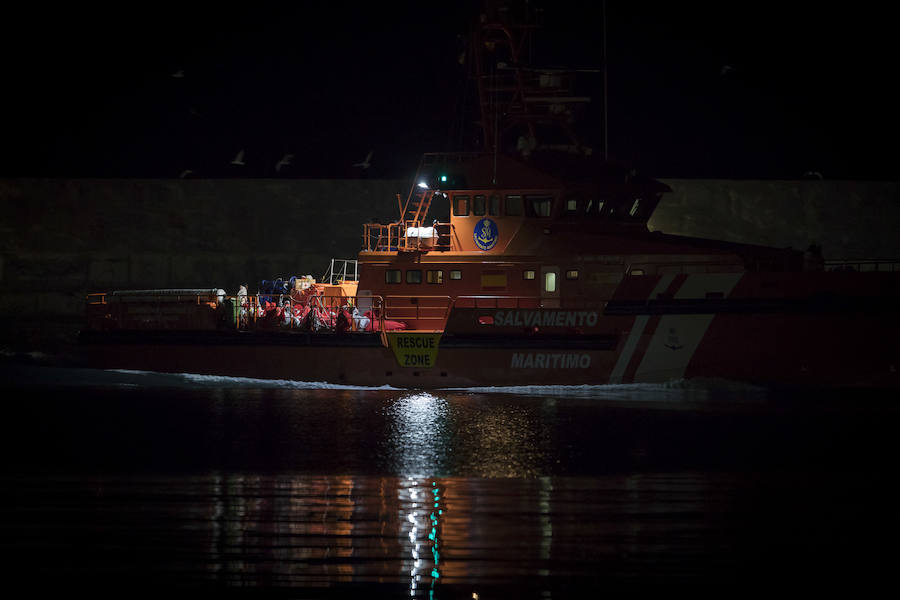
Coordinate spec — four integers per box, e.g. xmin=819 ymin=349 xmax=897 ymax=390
xmin=397 ymin=188 xmax=436 ymax=251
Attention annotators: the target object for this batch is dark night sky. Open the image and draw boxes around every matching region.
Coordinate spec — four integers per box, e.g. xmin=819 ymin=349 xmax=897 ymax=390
xmin=1 ymin=2 xmax=896 ymax=180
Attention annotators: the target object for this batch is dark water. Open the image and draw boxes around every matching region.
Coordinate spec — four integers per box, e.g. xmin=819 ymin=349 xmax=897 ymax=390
xmin=2 ymin=365 xmax=899 ymax=596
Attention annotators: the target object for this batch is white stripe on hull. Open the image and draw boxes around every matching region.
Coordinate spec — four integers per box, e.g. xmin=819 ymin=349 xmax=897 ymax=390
xmin=608 ymin=275 xmax=676 ymax=383
xmin=633 ymin=314 xmax=714 ymax=382
xmin=651 ymin=273 xmax=676 ymax=298
xmin=673 ymin=273 xmax=743 ymax=299
xmin=632 ymin=273 xmax=744 ymax=382
xmin=609 ymin=315 xmax=648 ymax=384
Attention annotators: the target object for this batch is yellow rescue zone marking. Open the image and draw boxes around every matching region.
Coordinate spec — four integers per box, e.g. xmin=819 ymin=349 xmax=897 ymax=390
xmin=387 ymin=332 xmax=442 ymax=368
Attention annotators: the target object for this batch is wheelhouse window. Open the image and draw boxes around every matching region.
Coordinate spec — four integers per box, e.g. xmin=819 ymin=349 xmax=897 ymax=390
xmin=629 ymin=198 xmax=641 ymax=217
xmin=528 ymin=195 xmax=553 ymax=217
xmin=473 ymin=194 xmax=486 ymax=216
xmin=505 ymin=195 xmax=523 ymax=216
xmin=585 ymin=198 xmax=606 ymax=217
xmin=489 ymin=194 xmax=500 ymax=216
xmin=426 ymin=270 xmax=443 ymax=284
xmin=406 ymin=270 xmax=422 ymax=284
xmin=566 ymin=270 xmax=579 ymax=280
xmin=544 ymin=271 xmax=557 ymax=292
xmin=523 ymin=269 xmax=536 ymax=280
xmin=453 ymin=195 xmax=470 ymax=216
xmin=385 ymin=269 xmax=401 ymax=284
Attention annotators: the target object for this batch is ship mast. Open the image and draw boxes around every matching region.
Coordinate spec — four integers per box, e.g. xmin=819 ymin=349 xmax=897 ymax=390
xmin=469 ymin=2 xmax=595 ymax=165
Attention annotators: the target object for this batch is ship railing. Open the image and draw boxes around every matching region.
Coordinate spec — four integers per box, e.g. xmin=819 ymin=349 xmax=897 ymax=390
xmin=363 ymin=222 xmax=398 ymax=251
xmin=86 ymin=291 xmax=387 ymax=333
xmin=455 ymin=296 xmax=543 ymax=309
xmin=248 ymin=293 xmax=385 ymax=332
xmin=85 ymin=289 xmax=228 ymax=330
xmin=454 ymin=295 xmax=603 ymax=310
xmin=825 ymin=259 xmax=900 ymax=273
xmin=93 ymin=289 xmax=224 ymax=303
xmin=627 ymin=262 xmax=745 ymax=276
xmin=363 ymin=221 xmax=455 ymax=252
xmin=322 ymin=258 xmax=359 ymax=284
xmin=384 ymin=295 xmax=452 ymax=328
xmin=433 ymin=222 xmax=455 ymax=251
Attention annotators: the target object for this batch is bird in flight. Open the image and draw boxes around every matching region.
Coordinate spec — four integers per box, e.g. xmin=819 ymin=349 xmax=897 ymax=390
xmin=353 ymin=150 xmax=373 ymax=169
xmin=231 ymin=150 xmax=246 ymax=166
xmin=275 ymin=153 xmax=294 ymax=172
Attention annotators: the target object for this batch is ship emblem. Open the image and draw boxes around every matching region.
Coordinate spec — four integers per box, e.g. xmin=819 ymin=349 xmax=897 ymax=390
xmin=664 ymin=327 xmax=683 ymax=350
xmin=473 ymin=218 xmax=499 ymax=251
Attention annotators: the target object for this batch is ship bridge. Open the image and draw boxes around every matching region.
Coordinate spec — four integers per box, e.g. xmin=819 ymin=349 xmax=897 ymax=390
xmin=361 ymin=152 xmax=671 ymax=256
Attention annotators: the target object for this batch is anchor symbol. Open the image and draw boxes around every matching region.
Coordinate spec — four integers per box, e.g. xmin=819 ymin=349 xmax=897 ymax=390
xmin=664 ymin=327 xmax=683 ymax=350
xmin=474 ymin=218 xmax=498 ymax=250
xmin=476 ymin=222 xmax=493 ymax=245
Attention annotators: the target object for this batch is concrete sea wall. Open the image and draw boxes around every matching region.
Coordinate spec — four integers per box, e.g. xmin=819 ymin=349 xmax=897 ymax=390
xmin=650 ymin=179 xmax=900 ymax=260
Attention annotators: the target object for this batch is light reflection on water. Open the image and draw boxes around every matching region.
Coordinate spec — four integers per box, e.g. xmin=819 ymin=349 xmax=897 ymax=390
xmin=386 ymin=394 xmax=450 ymax=596
xmin=385 ymin=392 xmax=554 ymax=478
xmin=2 ymin=374 xmax=899 ymax=594
xmin=385 ymin=393 xmax=450 ymax=477
xmin=5 ymin=472 xmax=752 ymax=593
xmin=12 ymin=468 xmax=890 ymax=595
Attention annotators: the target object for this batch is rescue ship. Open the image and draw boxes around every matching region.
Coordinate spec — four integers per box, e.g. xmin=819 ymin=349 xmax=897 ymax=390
xmin=79 ymin=5 xmax=900 ymax=389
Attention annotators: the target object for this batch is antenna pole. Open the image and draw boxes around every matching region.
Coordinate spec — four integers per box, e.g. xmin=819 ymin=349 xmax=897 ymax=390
xmin=493 ymin=66 xmax=499 ymax=186
xmin=602 ymin=0 xmax=609 ymax=161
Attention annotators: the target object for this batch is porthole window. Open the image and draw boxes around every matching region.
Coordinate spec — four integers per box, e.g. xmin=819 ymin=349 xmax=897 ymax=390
xmin=566 ymin=270 xmax=579 ymax=280
xmin=523 ymin=270 xmax=536 ymax=280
